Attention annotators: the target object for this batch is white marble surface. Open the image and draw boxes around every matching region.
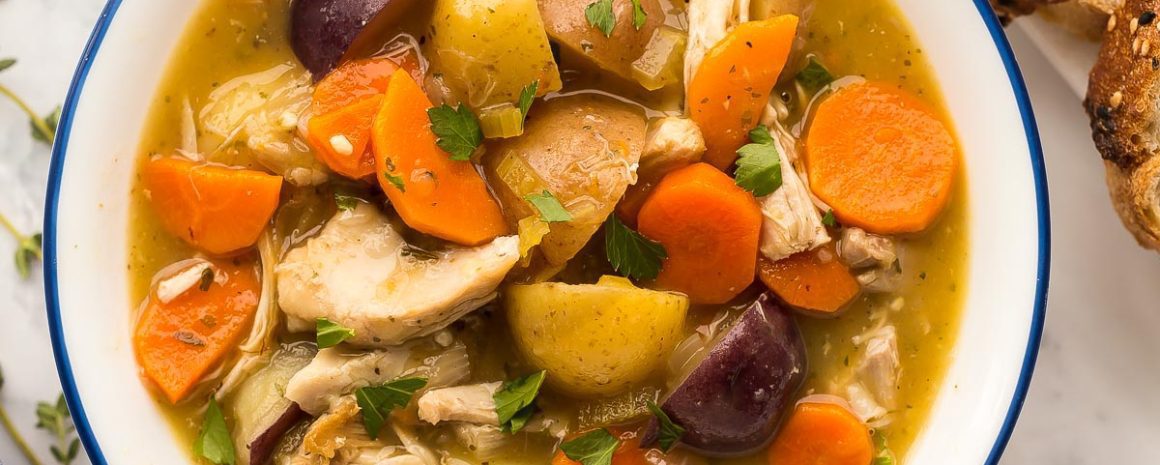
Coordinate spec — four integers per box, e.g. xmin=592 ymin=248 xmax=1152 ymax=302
xmin=0 ymin=1 xmax=1157 ymax=464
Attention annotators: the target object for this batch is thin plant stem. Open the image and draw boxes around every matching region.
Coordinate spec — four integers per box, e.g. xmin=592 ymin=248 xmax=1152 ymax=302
xmin=0 ymin=210 xmax=27 ymax=242
xmin=0 ymin=403 xmax=47 ymax=465
xmin=0 ymin=82 xmax=53 ymax=144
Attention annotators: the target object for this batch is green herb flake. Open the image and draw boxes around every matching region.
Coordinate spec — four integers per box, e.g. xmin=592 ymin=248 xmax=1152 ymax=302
xmin=315 ymin=318 xmax=356 ymax=349
xmin=646 ymin=401 xmax=685 ymax=452
xmin=560 ymin=428 xmax=620 ymax=465
xmin=822 ymin=210 xmax=837 ymax=227
xmin=493 ymin=370 xmax=547 ymax=433
xmin=14 ymin=233 xmax=42 ymax=280
xmin=31 ymin=106 xmax=61 ymax=144
xmin=524 ymin=190 xmax=572 ymax=223
xmin=630 ymin=0 xmax=648 ymax=29
xmin=796 ymin=57 xmax=834 ymax=93
xmin=335 ymin=193 xmax=361 ymax=212
xmin=585 ymin=0 xmax=616 ymax=38
xmin=734 ymin=125 xmax=783 ymax=197
xmin=194 ymin=398 xmax=235 ymax=465
xmin=427 ymin=104 xmax=483 ymax=161
xmin=385 ymin=174 xmax=406 ymax=192
xmin=604 ymin=215 xmax=667 ymax=281
xmin=356 ymin=377 xmax=428 ymax=439
xmin=518 ymin=81 xmax=539 ymax=117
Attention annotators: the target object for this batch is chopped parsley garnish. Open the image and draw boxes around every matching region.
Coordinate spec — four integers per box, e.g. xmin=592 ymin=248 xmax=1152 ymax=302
xmin=585 ymin=0 xmax=616 ymax=37
xmin=560 ymin=428 xmax=620 ymax=465
xmin=734 ymin=125 xmax=783 ymax=197
xmin=355 ymin=377 xmax=428 ymax=439
xmin=493 ymin=370 xmax=547 ymax=433
xmin=604 ymin=215 xmax=666 ymax=281
xmin=519 ymin=81 xmax=539 ymax=117
xmin=822 ymin=210 xmax=838 ymax=227
xmin=315 ymin=318 xmax=355 ymax=349
xmin=630 ymin=0 xmax=647 ymax=29
xmin=335 ymin=193 xmax=361 ymax=212
xmin=646 ymin=401 xmax=684 ymax=452
xmin=427 ymin=103 xmax=483 ymax=161
xmin=796 ymin=57 xmax=834 ymax=93
xmin=524 ymin=190 xmax=572 ymax=223
xmin=194 ymin=398 xmax=236 ymax=465
xmin=384 ymin=173 xmax=406 ymax=192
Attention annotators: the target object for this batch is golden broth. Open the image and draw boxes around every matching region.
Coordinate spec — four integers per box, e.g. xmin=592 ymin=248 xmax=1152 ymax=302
xmin=128 ymin=0 xmax=967 ymax=462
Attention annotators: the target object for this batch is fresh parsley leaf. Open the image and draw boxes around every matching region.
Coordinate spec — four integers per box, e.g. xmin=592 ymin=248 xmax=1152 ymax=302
xmin=646 ymin=401 xmax=684 ymax=452
xmin=356 ymin=377 xmax=428 ymax=439
xmin=560 ymin=428 xmax=620 ymax=465
xmin=518 ymin=81 xmax=539 ymax=117
xmin=524 ymin=190 xmax=572 ymax=223
xmin=604 ymin=215 xmax=666 ymax=281
xmin=796 ymin=57 xmax=834 ymax=93
xmin=14 ymin=233 xmax=42 ymax=280
xmin=31 ymin=105 xmax=60 ymax=144
xmin=734 ymin=125 xmax=782 ymax=197
xmin=315 ymin=318 xmax=356 ymax=349
xmin=585 ymin=0 xmax=616 ymax=38
xmin=194 ymin=398 xmax=235 ymax=465
xmin=493 ymin=370 xmax=547 ymax=433
xmin=427 ymin=104 xmax=482 ymax=161
xmin=629 ymin=0 xmax=647 ymax=29
xmin=384 ymin=173 xmax=406 ymax=192
xmin=198 ymin=267 xmax=215 ymax=292
xmin=0 ymin=58 xmax=15 ymax=73
xmin=822 ymin=210 xmax=837 ymax=227
xmin=335 ymin=193 xmax=361 ymax=212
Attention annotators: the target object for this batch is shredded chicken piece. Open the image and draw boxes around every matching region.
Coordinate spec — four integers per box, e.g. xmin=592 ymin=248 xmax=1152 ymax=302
xmin=755 ymin=123 xmax=830 ymax=261
xmin=417 ymin=383 xmax=501 ymax=426
xmin=837 ymin=228 xmax=897 ymax=269
xmin=154 ymin=259 xmax=213 ymax=304
xmin=216 ymin=230 xmax=281 ymax=399
xmin=639 ymin=117 xmax=706 ymax=181
xmin=287 ymin=397 xmax=433 ymax=465
xmin=276 ymin=204 xmax=520 ymax=347
xmin=858 ymin=325 xmax=900 ymax=410
xmin=451 ymin=424 xmax=509 ymax=460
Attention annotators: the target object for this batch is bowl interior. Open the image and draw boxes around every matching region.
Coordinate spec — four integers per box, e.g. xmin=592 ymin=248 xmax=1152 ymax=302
xmin=45 ymin=1 xmax=1047 ymax=463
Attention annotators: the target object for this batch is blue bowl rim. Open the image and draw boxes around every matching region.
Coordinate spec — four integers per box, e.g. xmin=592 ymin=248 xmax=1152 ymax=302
xmin=42 ymin=1 xmax=1051 ymax=464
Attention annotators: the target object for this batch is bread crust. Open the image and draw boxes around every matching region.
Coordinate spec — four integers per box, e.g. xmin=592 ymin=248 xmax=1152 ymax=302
xmin=1086 ymin=0 xmax=1160 ymax=249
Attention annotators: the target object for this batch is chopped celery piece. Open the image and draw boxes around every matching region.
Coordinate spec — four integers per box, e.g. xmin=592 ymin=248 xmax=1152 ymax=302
xmin=479 ymin=103 xmax=526 ymax=139
xmin=632 ymin=26 xmax=687 ymax=91
xmin=517 ymin=216 xmax=551 ymax=265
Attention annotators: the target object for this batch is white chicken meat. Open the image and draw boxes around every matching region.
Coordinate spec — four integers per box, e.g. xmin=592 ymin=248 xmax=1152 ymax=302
xmin=754 ymin=123 xmax=830 ymax=261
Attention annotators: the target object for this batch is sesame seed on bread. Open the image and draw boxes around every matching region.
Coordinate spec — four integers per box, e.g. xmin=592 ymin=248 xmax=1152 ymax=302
xmin=1086 ymin=0 xmax=1160 ymax=250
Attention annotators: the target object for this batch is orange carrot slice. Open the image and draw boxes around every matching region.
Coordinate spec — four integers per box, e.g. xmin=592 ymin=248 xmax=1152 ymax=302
xmin=688 ymin=15 xmax=799 ymax=170
xmin=805 ymin=82 xmax=957 ymax=234
xmin=758 ymin=243 xmax=861 ymax=316
xmin=143 ymin=157 xmax=282 ymax=255
xmin=371 ymin=70 xmax=508 ymax=246
xmin=133 ymin=257 xmax=261 ymax=404
xmin=767 ymin=402 xmax=874 ymax=465
xmin=307 ymin=94 xmax=383 ymax=179
xmin=312 ymin=55 xmax=417 ymax=115
xmin=637 ymin=163 xmax=763 ymax=304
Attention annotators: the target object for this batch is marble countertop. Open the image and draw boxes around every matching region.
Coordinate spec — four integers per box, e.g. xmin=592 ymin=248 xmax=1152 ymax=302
xmin=0 ymin=1 xmax=1156 ymax=464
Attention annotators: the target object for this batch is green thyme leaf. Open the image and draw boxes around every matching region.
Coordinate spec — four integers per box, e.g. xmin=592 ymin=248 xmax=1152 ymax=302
xmin=734 ymin=125 xmax=782 ymax=197
xmin=560 ymin=428 xmax=620 ymax=465
xmin=519 ymin=81 xmax=539 ymax=117
xmin=585 ymin=0 xmax=616 ymax=37
xmin=194 ymin=398 xmax=235 ymax=465
xmin=14 ymin=233 xmax=42 ymax=280
xmin=427 ymin=104 xmax=483 ymax=161
xmin=356 ymin=377 xmax=428 ymax=439
xmin=315 ymin=318 xmax=356 ymax=349
xmin=630 ymin=0 xmax=647 ymax=29
xmin=36 ymin=394 xmax=80 ymax=465
xmin=31 ymin=106 xmax=60 ymax=144
xmin=524 ymin=190 xmax=572 ymax=223
xmin=604 ymin=215 xmax=666 ymax=281
xmin=0 ymin=58 xmax=15 ymax=73
xmin=493 ymin=370 xmax=547 ymax=434
xmin=796 ymin=57 xmax=834 ymax=93
xmin=646 ymin=401 xmax=685 ymax=452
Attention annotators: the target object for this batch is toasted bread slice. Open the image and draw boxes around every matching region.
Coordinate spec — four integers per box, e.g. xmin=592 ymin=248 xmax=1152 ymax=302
xmin=1086 ymin=0 xmax=1160 ymax=250
xmin=1041 ymin=0 xmax=1121 ymax=40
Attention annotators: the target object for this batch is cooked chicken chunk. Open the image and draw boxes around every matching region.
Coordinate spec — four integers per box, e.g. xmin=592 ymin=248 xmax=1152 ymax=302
xmin=285 ymin=341 xmax=470 ymax=416
xmin=286 ymin=396 xmax=434 ymax=465
xmin=858 ymin=325 xmax=901 ymax=410
xmin=277 ymin=204 xmax=520 ymax=347
xmin=450 ymin=424 xmax=509 ymax=459
xmin=755 ymin=124 xmax=830 ymax=261
xmin=417 ymin=383 xmax=501 ymax=426
xmin=639 ymin=117 xmax=706 ymax=180
xmin=837 ymin=228 xmax=897 ymax=269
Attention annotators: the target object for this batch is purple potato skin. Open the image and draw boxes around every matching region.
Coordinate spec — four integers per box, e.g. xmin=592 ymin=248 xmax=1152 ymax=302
xmin=290 ymin=0 xmax=392 ymax=77
xmin=248 ymin=404 xmax=306 ymax=465
xmin=647 ymin=294 xmax=807 ymax=456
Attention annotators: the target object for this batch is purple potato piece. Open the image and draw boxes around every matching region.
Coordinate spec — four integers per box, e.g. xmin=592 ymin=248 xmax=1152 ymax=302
xmin=290 ymin=0 xmax=417 ymax=77
xmin=247 ymin=404 xmax=306 ymax=465
xmin=645 ymin=294 xmax=806 ymax=456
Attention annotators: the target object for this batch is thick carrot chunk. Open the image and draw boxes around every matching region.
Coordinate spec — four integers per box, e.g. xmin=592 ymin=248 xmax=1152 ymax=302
xmin=637 ymin=163 xmax=763 ymax=304
xmin=758 ymin=243 xmax=861 ymax=316
xmin=768 ymin=402 xmax=874 ymax=465
xmin=143 ymin=157 xmax=282 ymax=255
xmin=371 ymin=70 xmax=508 ymax=246
xmin=307 ymin=95 xmax=383 ymax=179
xmin=133 ymin=257 xmax=260 ymax=403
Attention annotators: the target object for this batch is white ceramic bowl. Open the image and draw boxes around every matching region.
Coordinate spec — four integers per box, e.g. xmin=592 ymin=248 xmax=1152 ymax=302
xmin=44 ymin=1 xmax=1050 ymax=463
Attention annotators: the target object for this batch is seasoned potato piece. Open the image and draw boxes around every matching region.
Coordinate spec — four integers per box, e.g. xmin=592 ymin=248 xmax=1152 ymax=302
xmin=426 ymin=0 xmax=562 ymax=109
xmin=539 ymin=0 xmax=665 ymax=85
xmin=505 ymin=276 xmax=688 ymax=398
xmin=484 ymin=93 xmax=646 ymax=269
